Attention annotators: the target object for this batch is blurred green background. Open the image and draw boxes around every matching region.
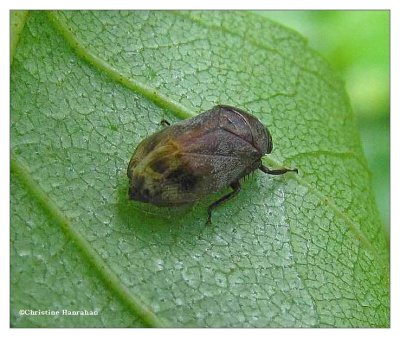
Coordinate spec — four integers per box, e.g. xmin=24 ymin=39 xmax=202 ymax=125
xmin=257 ymin=11 xmax=389 ymax=232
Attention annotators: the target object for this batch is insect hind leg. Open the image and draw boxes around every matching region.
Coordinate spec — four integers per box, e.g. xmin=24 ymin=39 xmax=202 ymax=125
xmin=206 ymin=181 xmax=241 ymax=225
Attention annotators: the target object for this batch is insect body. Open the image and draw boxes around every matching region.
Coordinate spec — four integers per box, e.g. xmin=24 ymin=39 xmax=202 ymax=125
xmin=127 ymin=105 xmax=297 ymax=224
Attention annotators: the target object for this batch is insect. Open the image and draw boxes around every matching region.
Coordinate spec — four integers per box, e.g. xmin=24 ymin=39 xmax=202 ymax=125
xmin=127 ymin=105 xmax=297 ymax=224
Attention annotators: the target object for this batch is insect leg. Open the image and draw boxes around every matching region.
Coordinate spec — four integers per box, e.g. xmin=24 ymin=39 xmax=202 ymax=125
xmin=160 ymin=119 xmax=171 ymax=127
xmin=206 ymin=181 xmax=241 ymax=225
xmin=259 ymin=164 xmax=298 ymax=175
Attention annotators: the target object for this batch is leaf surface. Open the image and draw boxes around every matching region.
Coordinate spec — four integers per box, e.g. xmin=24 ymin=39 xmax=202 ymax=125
xmin=11 ymin=11 xmax=389 ymax=327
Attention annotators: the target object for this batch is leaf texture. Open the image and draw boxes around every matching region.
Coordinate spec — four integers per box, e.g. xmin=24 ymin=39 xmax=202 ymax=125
xmin=10 ymin=11 xmax=389 ymax=327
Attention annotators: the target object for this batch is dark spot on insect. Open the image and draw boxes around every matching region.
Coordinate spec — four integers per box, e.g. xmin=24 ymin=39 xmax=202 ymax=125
xmin=134 ymin=176 xmax=145 ymax=191
xmin=167 ymin=167 xmax=198 ymax=192
xmin=150 ymin=159 xmax=169 ymax=174
xmin=180 ymin=174 xmax=198 ymax=192
xmin=165 ymin=169 xmax=181 ymax=181
xmin=128 ymin=176 xmax=145 ymax=200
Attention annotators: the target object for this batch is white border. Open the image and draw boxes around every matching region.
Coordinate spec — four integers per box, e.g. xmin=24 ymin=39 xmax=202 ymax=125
xmin=2 ymin=0 xmax=398 ymax=337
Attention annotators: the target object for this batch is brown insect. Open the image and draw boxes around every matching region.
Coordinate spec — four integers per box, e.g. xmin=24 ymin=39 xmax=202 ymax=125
xmin=127 ymin=105 xmax=297 ymax=224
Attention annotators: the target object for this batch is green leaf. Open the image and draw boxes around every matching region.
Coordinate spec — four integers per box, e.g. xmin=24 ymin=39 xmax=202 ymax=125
xmin=11 ymin=10 xmax=389 ymax=327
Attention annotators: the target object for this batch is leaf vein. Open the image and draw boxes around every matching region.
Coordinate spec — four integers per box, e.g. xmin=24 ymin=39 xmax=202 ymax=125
xmin=11 ymin=154 xmax=170 ymax=328
xmin=46 ymin=11 xmax=195 ymax=121
xmin=171 ymin=11 xmax=341 ymax=90
xmin=263 ymin=156 xmax=386 ymax=267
